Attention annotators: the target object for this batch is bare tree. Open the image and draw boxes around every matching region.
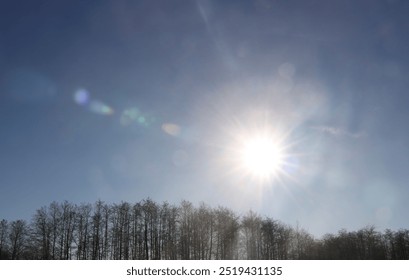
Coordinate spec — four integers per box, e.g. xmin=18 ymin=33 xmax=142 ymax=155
xmin=213 ymin=207 xmax=240 ymax=259
xmin=355 ymin=226 xmax=385 ymax=259
xmin=159 ymin=202 xmax=178 ymax=260
xmin=31 ymin=207 xmax=52 ymax=259
xmin=289 ymin=224 xmax=316 ymax=259
xmin=178 ymin=200 xmax=193 ymax=259
xmin=3 ymin=198 xmax=409 ymax=260
xmin=110 ymin=201 xmax=132 ymax=259
xmin=194 ymin=203 xmax=214 ymax=259
xmin=74 ymin=203 xmax=92 ymax=260
xmin=0 ymin=219 xmax=9 ymax=259
xmin=241 ymin=210 xmax=262 ymax=259
xmin=60 ymin=201 xmax=76 ymax=259
xmin=393 ymin=229 xmax=409 ymax=259
xmin=9 ymin=220 xmax=27 ymax=259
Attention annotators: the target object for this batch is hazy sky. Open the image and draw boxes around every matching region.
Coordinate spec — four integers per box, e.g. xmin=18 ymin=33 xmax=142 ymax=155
xmin=1 ymin=0 xmax=409 ymax=236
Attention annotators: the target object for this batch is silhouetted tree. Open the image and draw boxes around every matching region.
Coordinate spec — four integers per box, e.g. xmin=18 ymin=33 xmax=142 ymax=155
xmin=9 ymin=220 xmax=28 ymax=259
xmin=160 ymin=202 xmax=178 ymax=260
xmin=178 ymin=200 xmax=193 ymax=259
xmin=393 ymin=229 xmax=409 ymax=259
xmin=260 ymin=217 xmax=290 ymax=259
xmin=31 ymin=207 xmax=52 ymax=259
xmin=75 ymin=203 xmax=92 ymax=260
xmin=193 ymin=203 xmax=214 ymax=259
xmin=213 ymin=207 xmax=240 ymax=259
xmin=0 ymin=219 xmax=9 ymax=259
xmin=2 ymin=199 xmax=409 ymax=260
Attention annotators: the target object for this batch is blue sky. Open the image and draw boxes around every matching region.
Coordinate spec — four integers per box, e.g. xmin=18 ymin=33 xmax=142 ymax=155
xmin=1 ymin=0 xmax=409 ymax=236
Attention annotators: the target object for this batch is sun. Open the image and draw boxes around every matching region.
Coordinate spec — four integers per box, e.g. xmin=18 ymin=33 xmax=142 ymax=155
xmin=214 ymin=111 xmax=295 ymax=185
xmin=241 ymin=136 xmax=284 ymax=179
xmin=235 ymin=132 xmax=286 ymax=183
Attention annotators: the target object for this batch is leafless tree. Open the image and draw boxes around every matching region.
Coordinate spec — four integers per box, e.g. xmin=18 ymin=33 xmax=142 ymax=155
xmin=213 ymin=207 xmax=240 ymax=259
xmin=241 ymin=210 xmax=262 ymax=259
xmin=9 ymin=220 xmax=27 ymax=259
xmin=0 ymin=219 xmax=9 ymax=259
xmin=2 ymin=199 xmax=409 ymax=260
xmin=31 ymin=207 xmax=52 ymax=259
xmin=74 ymin=203 xmax=92 ymax=260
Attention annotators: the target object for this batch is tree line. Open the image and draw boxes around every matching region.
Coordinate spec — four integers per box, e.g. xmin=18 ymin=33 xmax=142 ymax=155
xmin=0 ymin=199 xmax=408 ymax=260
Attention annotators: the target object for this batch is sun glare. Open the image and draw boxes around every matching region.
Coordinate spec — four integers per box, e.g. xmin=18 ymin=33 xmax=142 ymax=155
xmin=216 ymin=111 xmax=296 ymax=186
xmin=241 ymin=136 xmax=284 ymax=179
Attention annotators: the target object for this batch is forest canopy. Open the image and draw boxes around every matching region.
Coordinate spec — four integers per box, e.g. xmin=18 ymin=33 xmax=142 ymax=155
xmin=0 ymin=199 xmax=408 ymax=260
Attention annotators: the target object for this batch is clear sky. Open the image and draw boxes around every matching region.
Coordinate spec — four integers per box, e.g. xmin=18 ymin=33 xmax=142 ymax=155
xmin=1 ymin=0 xmax=408 ymax=237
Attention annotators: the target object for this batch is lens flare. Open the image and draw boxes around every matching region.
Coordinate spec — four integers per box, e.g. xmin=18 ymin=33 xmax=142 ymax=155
xmin=162 ymin=123 xmax=181 ymax=136
xmin=120 ymin=107 xmax=155 ymax=127
xmin=89 ymin=100 xmax=114 ymax=115
xmin=73 ymin=88 xmax=90 ymax=105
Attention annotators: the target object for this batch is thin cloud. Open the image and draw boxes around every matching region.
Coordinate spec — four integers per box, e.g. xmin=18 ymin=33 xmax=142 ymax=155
xmin=311 ymin=126 xmax=366 ymax=138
